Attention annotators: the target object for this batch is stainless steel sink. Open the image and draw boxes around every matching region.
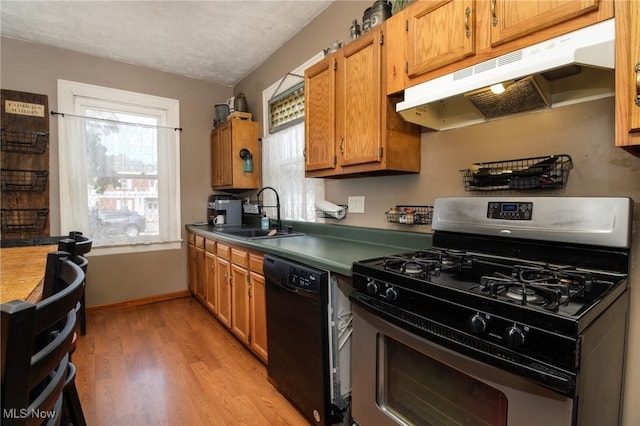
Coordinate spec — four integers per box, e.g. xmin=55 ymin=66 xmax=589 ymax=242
xmin=221 ymin=228 xmax=305 ymax=241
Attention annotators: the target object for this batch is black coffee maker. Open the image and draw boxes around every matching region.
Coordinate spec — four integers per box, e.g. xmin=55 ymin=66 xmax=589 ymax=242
xmin=207 ymin=194 xmax=242 ymax=226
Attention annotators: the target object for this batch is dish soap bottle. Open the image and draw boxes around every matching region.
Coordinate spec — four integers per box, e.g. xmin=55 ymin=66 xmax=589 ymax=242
xmin=261 ymin=213 xmax=270 ymax=230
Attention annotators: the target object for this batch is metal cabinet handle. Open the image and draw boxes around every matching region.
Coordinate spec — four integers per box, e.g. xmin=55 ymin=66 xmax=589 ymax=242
xmin=465 ymin=7 xmax=471 ymax=38
xmin=491 ymin=0 xmax=498 ymax=26
xmin=340 ymin=136 xmax=345 ymax=155
xmin=635 ymin=63 xmax=640 ymax=107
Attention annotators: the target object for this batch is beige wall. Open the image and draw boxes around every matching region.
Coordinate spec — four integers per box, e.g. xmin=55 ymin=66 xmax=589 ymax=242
xmin=236 ymin=2 xmax=640 ymax=424
xmin=1 ymin=36 xmax=232 ymax=306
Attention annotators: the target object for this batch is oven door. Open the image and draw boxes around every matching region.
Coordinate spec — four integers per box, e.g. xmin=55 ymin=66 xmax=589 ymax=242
xmin=351 ymin=304 xmax=575 ymax=426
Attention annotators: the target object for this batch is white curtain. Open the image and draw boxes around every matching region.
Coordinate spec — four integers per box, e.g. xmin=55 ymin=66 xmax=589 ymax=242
xmin=59 ymin=114 xmax=181 ymax=248
xmin=261 ymin=122 xmax=323 ymax=222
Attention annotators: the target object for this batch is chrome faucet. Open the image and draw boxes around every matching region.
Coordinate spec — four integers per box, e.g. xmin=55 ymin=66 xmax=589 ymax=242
xmin=256 ymin=186 xmax=281 ymax=231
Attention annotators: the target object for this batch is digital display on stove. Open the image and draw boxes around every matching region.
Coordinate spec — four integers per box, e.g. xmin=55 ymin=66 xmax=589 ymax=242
xmin=487 ymin=201 xmax=533 ymax=220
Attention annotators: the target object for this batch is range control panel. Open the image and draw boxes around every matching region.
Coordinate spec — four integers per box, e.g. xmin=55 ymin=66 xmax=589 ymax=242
xmin=487 ymin=201 xmax=533 ymax=220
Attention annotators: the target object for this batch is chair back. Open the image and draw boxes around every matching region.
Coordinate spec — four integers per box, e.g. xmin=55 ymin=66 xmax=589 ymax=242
xmin=1 ymin=252 xmax=85 ymax=426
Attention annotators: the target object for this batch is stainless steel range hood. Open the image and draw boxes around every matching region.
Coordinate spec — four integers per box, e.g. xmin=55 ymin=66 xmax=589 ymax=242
xmin=397 ymin=19 xmax=615 ymax=131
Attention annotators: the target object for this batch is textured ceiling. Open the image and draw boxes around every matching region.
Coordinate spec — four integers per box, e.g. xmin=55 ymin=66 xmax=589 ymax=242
xmin=0 ymin=0 xmax=333 ymax=86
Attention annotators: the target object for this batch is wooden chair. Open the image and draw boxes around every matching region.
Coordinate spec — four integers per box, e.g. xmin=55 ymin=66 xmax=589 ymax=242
xmin=1 ymin=251 xmax=85 ymax=426
xmin=57 ymin=232 xmax=92 ymax=336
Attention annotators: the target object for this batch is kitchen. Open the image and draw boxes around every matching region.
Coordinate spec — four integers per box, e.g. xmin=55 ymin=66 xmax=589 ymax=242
xmin=1 ymin=1 xmax=639 ymax=425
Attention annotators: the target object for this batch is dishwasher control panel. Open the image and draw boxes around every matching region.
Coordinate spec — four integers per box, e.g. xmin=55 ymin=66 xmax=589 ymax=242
xmin=289 ymin=267 xmax=319 ymax=292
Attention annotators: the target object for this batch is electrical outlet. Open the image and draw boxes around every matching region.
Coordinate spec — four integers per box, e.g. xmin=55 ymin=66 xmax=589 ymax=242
xmin=348 ymin=196 xmax=365 ymax=214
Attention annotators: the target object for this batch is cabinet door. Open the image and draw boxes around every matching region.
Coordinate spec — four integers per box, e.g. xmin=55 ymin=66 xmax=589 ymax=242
xmin=219 ymin=123 xmax=233 ymax=186
xmin=339 ymin=29 xmax=382 ymax=167
xmin=630 ymin=2 xmax=640 ymax=134
xmin=210 ymin=130 xmax=220 ymax=187
xmin=407 ymin=0 xmax=475 ymax=78
xmin=195 ymin=246 xmax=205 ymax=303
xmin=305 ymin=56 xmax=337 ymax=172
xmin=231 ymin=263 xmax=250 ymax=345
xmin=204 ymin=251 xmax=217 ymax=315
xmin=489 ymin=0 xmax=599 ymax=46
xmin=216 ymin=257 xmax=232 ymax=328
xmin=250 ymin=270 xmax=268 ymax=363
xmin=187 ymin=243 xmax=197 ymax=294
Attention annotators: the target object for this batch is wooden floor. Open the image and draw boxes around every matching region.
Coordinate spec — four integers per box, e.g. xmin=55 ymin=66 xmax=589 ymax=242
xmin=74 ymin=296 xmax=310 ymax=425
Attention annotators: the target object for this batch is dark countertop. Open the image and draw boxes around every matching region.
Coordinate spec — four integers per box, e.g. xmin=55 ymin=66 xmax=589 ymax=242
xmin=185 ymin=221 xmax=433 ymax=276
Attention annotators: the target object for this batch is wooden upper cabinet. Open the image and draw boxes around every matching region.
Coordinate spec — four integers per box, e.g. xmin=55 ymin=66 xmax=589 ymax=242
xmin=304 ymin=25 xmax=421 ymax=178
xmin=339 ymin=30 xmax=382 ymax=167
xmin=305 ymin=56 xmax=337 ymax=172
xmin=489 ymin=0 xmax=599 ymax=46
xmin=406 ymin=0 xmax=475 ymax=79
xmin=210 ymin=119 xmax=260 ymax=190
xmin=615 ymin=0 xmax=640 ymax=156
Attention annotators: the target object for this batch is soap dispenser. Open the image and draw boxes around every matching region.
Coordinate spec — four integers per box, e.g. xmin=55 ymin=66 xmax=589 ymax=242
xmin=261 ymin=213 xmax=270 ymax=230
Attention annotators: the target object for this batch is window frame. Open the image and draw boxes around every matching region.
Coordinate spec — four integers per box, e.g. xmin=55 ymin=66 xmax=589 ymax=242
xmin=57 ymin=79 xmax=181 ymax=255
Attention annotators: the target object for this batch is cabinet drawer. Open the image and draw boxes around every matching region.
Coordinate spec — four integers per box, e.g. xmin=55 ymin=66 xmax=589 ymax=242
xmin=249 ymin=253 xmax=264 ymax=274
xmin=216 ymin=243 xmax=231 ymax=260
xmin=231 ymin=247 xmax=249 ymax=268
xmin=187 ymin=232 xmax=195 ymax=245
xmin=205 ymin=239 xmax=216 ymax=253
xmin=194 ymin=235 xmax=205 ymax=249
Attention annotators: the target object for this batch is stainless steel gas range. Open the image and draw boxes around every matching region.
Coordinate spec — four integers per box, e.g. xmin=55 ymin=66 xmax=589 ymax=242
xmin=350 ymin=197 xmax=633 ymax=426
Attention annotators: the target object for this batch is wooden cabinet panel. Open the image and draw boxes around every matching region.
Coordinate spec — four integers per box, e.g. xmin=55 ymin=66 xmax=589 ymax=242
xmin=204 ymin=251 xmax=217 ymax=315
xmin=406 ymin=0 xmax=475 ymax=78
xmin=340 ymin=32 xmax=382 ymax=166
xmin=216 ymin=242 xmax=230 ymax=260
xmin=231 ymin=247 xmax=249 ymax=268
xmin=304 ymin=56 xmax=337 ymax=172
xmin=210 ymin=120 xmax=260 ymax=190
xmin=216 ymin=256 xmax=232 ymax=328
xmin=249 ymin=253 xmax=264 ymax=274
xmin=489 ymin=0 xmax=599 ymax=46
xmin=250 ymin=271 xmax=268 ymax=363
xmin=614 ymin=0 xmax=640 ymax=155
xmin=231 ymin=263 xmax=250 ymax=345
xmin=304 ymin=25 xmax=421 ymax=178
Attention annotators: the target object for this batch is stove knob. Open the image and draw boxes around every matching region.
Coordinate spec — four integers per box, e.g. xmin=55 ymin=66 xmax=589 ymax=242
xmin=384 ymin=287 xmax=398 ymax=301
xmin=366 ymin=280 xmax=379 ymax=295
xmin=503 ymin=325 xmax=526 ymax=347
xmin=468 ymin=314 xmax=487 ymax=334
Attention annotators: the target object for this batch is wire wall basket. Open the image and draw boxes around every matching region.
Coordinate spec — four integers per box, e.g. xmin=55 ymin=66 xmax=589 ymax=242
xmin=1 ymin=208 xmax=49 ymax=234
xmin=1 ymin=169 xmax=49 ymax=192
xmin=386 ymin=205 xmax=433 ymax=225
xmin=316 ymin=204 xmax=348 ymax=220
xmin=1 ymin=129 xmax=49 ymax=154
xmin=460 ymin=154 xmax=573 ymax=191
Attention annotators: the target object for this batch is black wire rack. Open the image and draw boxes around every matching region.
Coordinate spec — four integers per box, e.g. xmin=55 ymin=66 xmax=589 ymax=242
xmin=316 ymin=204 xmax=348 ymax=220
xmin=460 ymin=154 xmax=573 ymax=191
xmin=1 ymin=128 xmax=49 ymax=154
xmin=1 ymin=208 xmax=49 ymax=234
xmin=1 ymin=169 xmax=49 ymax=192
xmin=385 ymin=205 xmax=434 ymax=225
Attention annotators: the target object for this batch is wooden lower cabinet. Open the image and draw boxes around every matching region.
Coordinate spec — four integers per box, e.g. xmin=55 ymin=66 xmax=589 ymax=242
xmin=216 ymin=243 xmax=232 ymax=329
xmin=187 ymin=233 xmax=205 ymax=303
xmin=187 ymin=233 xmax=268 ymax=363
xmin=249 ymin=254 xmax=268 ymax=362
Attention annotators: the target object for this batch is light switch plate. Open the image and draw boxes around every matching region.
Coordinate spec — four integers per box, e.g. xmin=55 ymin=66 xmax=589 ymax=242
xmin=348 ymin=196 xmax=365 ymax=213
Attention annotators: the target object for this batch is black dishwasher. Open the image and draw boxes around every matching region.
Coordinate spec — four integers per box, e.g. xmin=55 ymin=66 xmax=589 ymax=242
xmin=264 ymin=254 xmax=332 ymax=425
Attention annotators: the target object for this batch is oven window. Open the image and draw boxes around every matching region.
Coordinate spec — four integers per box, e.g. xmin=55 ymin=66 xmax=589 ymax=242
xmin=378 ymin=336 xmax=508 ymax=426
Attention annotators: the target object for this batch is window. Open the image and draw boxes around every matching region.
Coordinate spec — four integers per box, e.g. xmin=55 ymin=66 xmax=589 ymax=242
xmin=57 ymin=80 xmax=181 ymax=254
xmin=261 ymin=54 xmax=325 ymax=222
